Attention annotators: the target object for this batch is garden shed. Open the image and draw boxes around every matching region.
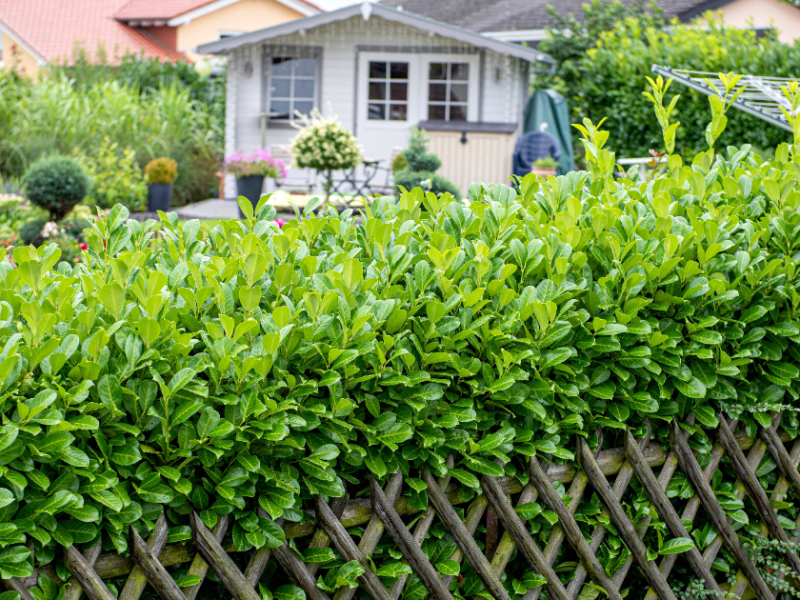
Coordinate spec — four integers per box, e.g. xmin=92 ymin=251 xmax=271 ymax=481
xmin=198 ymin=2 xmax=554 ymax=196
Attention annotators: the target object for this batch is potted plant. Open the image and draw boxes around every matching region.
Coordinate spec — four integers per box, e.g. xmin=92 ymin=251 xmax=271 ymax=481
xmin=224 ymin=149 xmax=287 ymax=218
xmin=531 ymin=157 xmax=559 ymax=178
xmin=145 ymin=158 xmax=178 ymax=212
xmin=290 ymin=109 xmax=361 ymax=203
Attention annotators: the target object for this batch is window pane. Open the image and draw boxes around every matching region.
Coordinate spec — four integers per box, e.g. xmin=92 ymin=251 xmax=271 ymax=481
xmin=295 ymin=79 xmax=315 ymax=99
xmin=390 ymin=62 xmax=408 ymax=79
xmin=449 ymin=105 xmax=467 ymax=121
xmin=271 ymin=78 xmax=291 ymax=98
xmin=369 ymin=61 xmax=387 ymax=79
xmin=390 ymin=104 xmax=407 ymax=121
xmin=450 ymin=83 xmax=468 ymax=103
xmin=270 ymin=100 xmax=291 ymax=119
xmin=368 ymin=103 xmax=386 ymax=120
xmin=295 ymin=58 xmax=316 ymax=77
xmin=451 ymin=63 xmax=469 ymax=81
xmin=429 ymin=63 xmax=447 ymax=80
xmin=428 ymin=83 xmax=447 ymax=102
xmin=369 ymin=82 xmax=386 ymax=101
xmin=294 ymin=101 xmax=313 ymax=116
xmin=428 ymin=105 xmax=446 ymax=120
xmin=272 ymin=57 xmax=293 ymax=76
xmin=390 ymin=82 xmax=407 ymax=101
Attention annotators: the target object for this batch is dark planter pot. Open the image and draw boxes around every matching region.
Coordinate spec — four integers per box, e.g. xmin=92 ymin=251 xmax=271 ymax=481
xmin=148 ymin=183 xmax=173 ymax=212
xmin=236 ymin=175 xmax=264 ymax=218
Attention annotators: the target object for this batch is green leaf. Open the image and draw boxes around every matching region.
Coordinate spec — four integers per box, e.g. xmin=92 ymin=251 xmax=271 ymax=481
xmin=693 ymin=405 xmax=719 ymax=428
xmin=659 ymin=537 xmax=695 ymax=555
xmin=447 ymin=468 xmax=480 ymax=490
xmin=176 ymin=575 xmax=203 ymax=588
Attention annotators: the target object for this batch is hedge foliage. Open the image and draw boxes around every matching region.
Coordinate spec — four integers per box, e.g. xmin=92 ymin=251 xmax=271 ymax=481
xmin=5 ymin=87 xmax=800 ymax=594
xmin=538 ymin=10 xmax=800 ymax=158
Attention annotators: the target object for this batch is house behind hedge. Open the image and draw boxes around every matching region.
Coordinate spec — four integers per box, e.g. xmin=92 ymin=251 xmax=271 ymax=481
xmin=199 ymin=2 xmax=554 ymax=195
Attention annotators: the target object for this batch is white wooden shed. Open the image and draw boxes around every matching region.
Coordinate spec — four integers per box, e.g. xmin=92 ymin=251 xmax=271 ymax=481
xmin=198 ymin=2 xmax=554 ymax=196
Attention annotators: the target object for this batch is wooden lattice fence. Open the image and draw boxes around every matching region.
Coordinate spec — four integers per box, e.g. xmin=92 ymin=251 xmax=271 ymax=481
xmin=5 ymin=413 xmax=800 ymax=600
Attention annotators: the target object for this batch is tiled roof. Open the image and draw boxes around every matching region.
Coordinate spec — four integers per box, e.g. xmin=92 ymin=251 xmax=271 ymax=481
xmin=114 ymin=0 xmax=218 ymax=21
xmin=0 ymin=0 xmax=182 ymax=64
xmin=378 ymin=0 xmax=730 ymax=33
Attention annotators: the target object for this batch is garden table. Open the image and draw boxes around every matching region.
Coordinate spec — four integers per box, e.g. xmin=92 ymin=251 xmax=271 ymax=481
xmin=332 ymin=159 xmax=381 ymax=197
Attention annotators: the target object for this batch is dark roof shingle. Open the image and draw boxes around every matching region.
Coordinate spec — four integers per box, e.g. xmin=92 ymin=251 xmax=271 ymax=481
xmin=378 ymin=0 xmax=723 ymax=33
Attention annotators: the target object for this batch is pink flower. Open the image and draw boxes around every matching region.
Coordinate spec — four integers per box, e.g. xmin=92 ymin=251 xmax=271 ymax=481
xmin=79 ymin=243 xmax=88 ymax=251
xmin=274 ymin=218 xmax=285 ymax=228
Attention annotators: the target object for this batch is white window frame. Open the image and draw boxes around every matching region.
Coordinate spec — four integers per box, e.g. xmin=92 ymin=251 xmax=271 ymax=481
xmin=263 ymin=46 xmax=322 ymax=124
xmin=358 ymin=52 xmax=421 ymax=131
xmin=422 ymin=55 xmax=480 ymax=123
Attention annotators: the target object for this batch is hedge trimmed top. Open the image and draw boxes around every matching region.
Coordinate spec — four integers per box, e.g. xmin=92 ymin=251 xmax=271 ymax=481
xmin=2 ymin=116 xmax=800 ymax=580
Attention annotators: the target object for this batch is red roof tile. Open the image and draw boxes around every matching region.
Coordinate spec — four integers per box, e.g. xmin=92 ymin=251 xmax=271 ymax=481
xmin=114 ymin=0 xmax=218 ymax=22
xmin=0 ymin=0 xmax=183 ymax=65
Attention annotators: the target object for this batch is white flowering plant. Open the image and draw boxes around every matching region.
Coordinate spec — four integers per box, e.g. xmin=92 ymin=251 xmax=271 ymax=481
xmin=290 ymin=109 xmax=362 ymax=201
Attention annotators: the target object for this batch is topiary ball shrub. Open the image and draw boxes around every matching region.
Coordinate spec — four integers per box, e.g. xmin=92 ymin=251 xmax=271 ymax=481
xmin=145 ymin=157 xmax=179 ymax=185
xmin=394 ymin=127 xmax=460 ymax=197
xmin=23 ymin=156 xmax=91 ymax=221
xmin=18 ymin=218 xmax=47 ymax=247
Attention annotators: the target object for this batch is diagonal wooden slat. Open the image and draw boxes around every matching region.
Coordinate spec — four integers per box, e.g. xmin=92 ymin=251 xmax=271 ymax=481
xmin=717 ymin=416 xmax=800 ymax=578
xmin=64 ymin=545 xmax=117 ymax=600
xmin=577 ymin=438 xmax=677 ymax=600
xmin=333 ymin=474 xmax=402 ymax=600
xmin=731 ymin=435 xmax=800 ymax=599
xmin=245 ymin=513 xmax=283 ymax=588
xmin=527 ymin=456 xmax=623 ymax=600
xmin=272 ymin=540 xmax=332 ymax=600
xmin=4 ymin=575 xmax=36 ymax=600
xmin=63 ymin=540 xmax=103 ymax=600
xmin=120 ymin=514 xmax=169 ymax=600
xmin=306 ymin=496 xmax=349 ymax=578
xmin=369 ymin=476 xmax=453 ymax=600
xmin=190 ymin=512 xmax=261 ymax=600
xmin=130 ymin=527 xmax=187 ymax=600
xmin=524 ymin=473 xmax=588 ymax=600
xmin=480 ymin=474 xmax=571 ymax=600
xmin=183 ymin=514 xmax=229 ymax=600
xmin=624 ymin=429 xmax=721 ymax=594
xmin=566 ymin=434 xmax=649 ymax=599
xmin=315 ymin=494 xmax=393 ymax=600
xmin=392 ymin=459 xmax=454 ymax=599
xmin=440 ymin=494 xmax=488 ymax=590
xmin=422 ymin=470 xmax=511 ymax=600
xmin=760 ymin=419 xmax=800 ymax=504
xmin=669 ymin=419 xmax=772 ymax=600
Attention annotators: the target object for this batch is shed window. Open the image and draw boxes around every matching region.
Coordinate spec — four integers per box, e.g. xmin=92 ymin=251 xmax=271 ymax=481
xmin=367 ymin=61 xmax=408 ymax=121
xmin=269 ymin=56 xmax=317 ymax=121
xmin=427 ymin=62 xmax=469 ymax=122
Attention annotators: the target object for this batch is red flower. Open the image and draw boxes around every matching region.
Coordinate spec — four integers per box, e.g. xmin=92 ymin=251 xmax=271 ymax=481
xmin=79 ymin=243 xmax=88 ymax=251
xmin=274 ymin=218 xmax=285 ymax=229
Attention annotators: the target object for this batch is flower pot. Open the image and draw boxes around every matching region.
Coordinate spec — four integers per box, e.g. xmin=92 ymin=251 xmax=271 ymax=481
xmin=236 ymin=175 xmax=264 ymax=218
xmin=531 ymin=166 xmax=557 ymax=178
xmin=147 ymin=183 xmax=173 ymax=212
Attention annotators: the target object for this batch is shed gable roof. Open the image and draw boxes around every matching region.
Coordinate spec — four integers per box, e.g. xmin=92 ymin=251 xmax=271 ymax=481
xmin=197 ymin=2 xmax=553 ymax=65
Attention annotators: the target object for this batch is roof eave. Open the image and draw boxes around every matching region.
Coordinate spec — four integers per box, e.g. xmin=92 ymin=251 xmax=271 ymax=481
xmin=196 ymin=3 xmax=553 ymax=65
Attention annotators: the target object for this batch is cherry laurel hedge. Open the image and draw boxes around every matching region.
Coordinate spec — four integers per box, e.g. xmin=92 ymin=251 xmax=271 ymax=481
xmin=3 ymin=137 xmax=800 ymax=595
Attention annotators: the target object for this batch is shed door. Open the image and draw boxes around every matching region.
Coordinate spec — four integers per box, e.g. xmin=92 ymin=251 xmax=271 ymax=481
xmin=356 ymin=52 xmax=421 ymax=163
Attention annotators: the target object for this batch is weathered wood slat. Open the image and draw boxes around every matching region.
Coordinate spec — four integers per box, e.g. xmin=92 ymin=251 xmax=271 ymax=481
xmin=491 ymin=483 xmax=537 ymax=576
xmin=423 ymin=470 xmax=510 ymax=600
xmin=524 ymin=473 xmax=588 ymax=600
xmin=624 ymin=429 xmax=721 ymax=594
xmin=272 ymin=540 xmax=332 ymax=600
xmin=567 ymin=434 xmax=648 ymax=599
xmin=717 ymin=416 xmax=800 ymax=577
xmin=307 ymin=496 xmax=349 ymax=578
xmin=130 ymin=527 xmax=186 ymax=600
xmin=669 ymin=419 xmax=772 ymax=600
xmin=120 ymin=514 xmax=169 ymax=600
xmin=369 ymin=476 xmax=453 ymax=600
xmin=731 ymin=436 xmax=800 ymax=599
xmin=392 ymin=460 xmax=453 ymax=599
xmin=190 ymin=512 xmax=260 ymax=600
xmin=480 ymin=474 xmax=571 ymax=600
xmin=4 ymin=574 xmax=36 ymax=600
xmin=333 ymin=474 xmax=402 ymax=600
xmin=315 ymin=494 xmax=393 ymax=600
xmin=183 ymin=514 xmax=229 ymax=600
xmin=527 ymin=457 xmax=622 ymax=600
xmin=63 ymin=540 xmax=103 ymax=600
xmin=577 ymin=438 xmax=676 ymax=600
xmin=440 ymin=494 xmax=488 ymax=590
xmin=761 ymin=421 xmax=800 ymax=505
xmin=64 ymin=546 xmax=117 ymax=600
